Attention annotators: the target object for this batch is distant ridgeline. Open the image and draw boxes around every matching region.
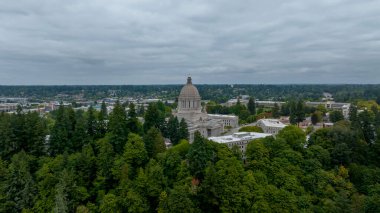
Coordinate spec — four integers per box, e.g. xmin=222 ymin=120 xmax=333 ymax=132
xmin=0 ymin=84 xmax=379 ymax=103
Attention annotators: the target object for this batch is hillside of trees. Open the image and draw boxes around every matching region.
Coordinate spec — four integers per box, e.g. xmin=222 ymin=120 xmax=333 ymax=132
xmin=0 ymin=101 xmax=380 ymax=212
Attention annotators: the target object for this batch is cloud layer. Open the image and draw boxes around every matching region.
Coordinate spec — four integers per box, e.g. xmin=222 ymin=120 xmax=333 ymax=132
xmin=1 ymin=0 xmax=380 ymax=84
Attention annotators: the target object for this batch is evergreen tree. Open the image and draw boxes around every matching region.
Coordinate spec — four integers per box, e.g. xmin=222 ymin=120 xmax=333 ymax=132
xmin=95 ymin=137 xmax=115 ymax=191
xmin=329 ymin=110 xmax=344 ymax=123
xmin=24 ymin=112 xmax=46 ymax=157
xmin=4 ymin=151 xmax=36 ymax=212
xmin=374 ymin=110 xmax=380 ymax=129
xmin=97 ymin=101 xmax=108 ymax=139
xmin=54 ymin=182 xmax=68 ymax=213
xmin=247 ymin=97 xmax=256 ymax=115
xmin=127 ymin=103 xmax=141 ymax=134
xmin=49 ymin=104 xmax=70 ymax=156
xmin=289 ymin=101 xmax=298 ymax=125
xmin=167 ymin=116 xmax=180 ymax=145
xmin=71 ymin=110 xmax=90 ymax=152
xmin=108 ymin=101 xmax=129 ymax=153
xmin=11 ymin=106 xmax=27 ymax=152
xmin=295 ymin=100 xmax=305 ymax=124
xmin=349 ymin=105 xmax=360 ymax=127
xmin=311 ymin=111 xmax=322 ymax=125
xmin=143 ymin=103 xmax=165 ymax=134
xmin=66 ymin=106 xmax=77 ymax=141
xmin=280 ymin=102 xmax=291 ymax=116
xmin=290 ymin=100 xmax=305 ymax=125
xmin=86 ymin=105 xmax=97 ymax=138
xmin=186 ymin=132 xmax=213 ymax=179
xmin=123 ymin=133 xmax=148 ymax=177
xmin=179 ymin=118 xmax=189 ymax=141
xmin=359 ymin=110 xmax=375 ymax=143
xmin=144 ymin=127 xmax=166 ymax=158
xmin=272 ymin=103 xmax=280 ymax=118
xmin=0 ymin=113 xmax=13 ymax=160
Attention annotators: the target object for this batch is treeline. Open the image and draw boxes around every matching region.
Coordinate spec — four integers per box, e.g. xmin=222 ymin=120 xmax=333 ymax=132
xmin=0 ymin=102 xmax=380 ymax=212
xmin=1 ymin=84 xmax=380 ymax=103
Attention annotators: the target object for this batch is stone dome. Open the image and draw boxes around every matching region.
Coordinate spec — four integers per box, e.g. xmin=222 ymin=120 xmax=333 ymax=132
xmin=179 ymin=77 xmax=201 ymax=99
xmin=177 ymin=77 xmax=202 ymax=113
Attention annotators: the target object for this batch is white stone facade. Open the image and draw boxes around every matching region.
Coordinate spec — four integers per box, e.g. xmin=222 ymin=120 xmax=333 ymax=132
xmin=256 ymin=119 xmax=287 ymax=135
xmin=207 ymin=114 xmax=239 ymax=128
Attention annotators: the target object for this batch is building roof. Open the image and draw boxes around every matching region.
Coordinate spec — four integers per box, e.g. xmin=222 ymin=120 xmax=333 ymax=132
xmin=209 ymin=132 xmax=272 ymax=144
xmin=258 ymin=119 xmax=287 ymax=128
xmin=208 ymin=114 xmax=238 ymax=119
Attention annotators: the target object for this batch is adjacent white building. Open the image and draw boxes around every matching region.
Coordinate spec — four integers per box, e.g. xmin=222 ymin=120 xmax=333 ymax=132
xmin=256 ymin=119 xmax=287 ymax=135
xmin=207 ymin=114 xmax=239 ymax=128
xmin=209 ymin=132 xmax=272 ymax=155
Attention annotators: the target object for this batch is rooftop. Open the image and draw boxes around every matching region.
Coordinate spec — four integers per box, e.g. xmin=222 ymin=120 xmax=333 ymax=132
xmin=208 ymin=114 xmax=238 ymax=118
xmin=209 ymin=132 xmax=272 ymax=144
xmin=258 ymin=119 xmax=287 ymax=128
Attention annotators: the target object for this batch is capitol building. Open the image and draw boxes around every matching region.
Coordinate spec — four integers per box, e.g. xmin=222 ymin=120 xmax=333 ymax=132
xmin=174 ymin=77 xmax=238 ymax=142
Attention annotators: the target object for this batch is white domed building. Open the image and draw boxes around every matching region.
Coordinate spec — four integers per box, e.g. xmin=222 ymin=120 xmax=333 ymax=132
xmin=174 ymin=77 xmax=238 ymax=142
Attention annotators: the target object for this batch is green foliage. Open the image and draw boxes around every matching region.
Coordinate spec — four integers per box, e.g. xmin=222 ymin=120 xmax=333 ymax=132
xmin=187 ymin=132 xmax=213 ymax=179
xmin=247 ymin=97 xmax=256 ymax=115
xmin=289 ymin=100 xmax=306 ymax=125
xmin=238 ymin=126 xmax=263 ymax=133
xmin=97 ymin=101 xmax=108 ymax=139
xmin=277 ymin=126 xmax=306 ymax=150
xmin=272 ymin=103 xmax=280 ymax=118
xmin=144 ymin=127 xmax=166 ymax=158
xmin=86 ymin=106 xmax=97 ymax=138
xmin=203 ymin=158 xmax=251 ymax=212
xmin=179 ymin=118 xmax=189 ymax=141
xmin=108 ymin=100 xmax=129 ymax=153
xmin=127 ymin=103 xmax=142 ymax=134
xmin=100 ymin=193 xmax=120 ymax=213
xmin=1 ymin=98 xmax=380 ymax=212
xmin=3 ymin=151 xmax=36 ymax=212
xmin=166 ymin=116 xmax=189 ymax=146
xmin=329 ymin=110 xmax=344 ymax=123
xmin=123 ymin=134 xmax=148 ymax=172
xmin=311 ymin=111 xmax=322 ymax=125
xmin=0 ymin=110 xmax=47 ymax=160
xmin=166 ymin=116 xmax=180 ymax=145
xmin=143 ymin=102 xmax=166 ymax=134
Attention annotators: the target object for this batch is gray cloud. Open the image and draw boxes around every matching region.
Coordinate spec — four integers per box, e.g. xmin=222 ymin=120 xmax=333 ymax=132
xmin=0 ymin=0 xmax=380 ymax=84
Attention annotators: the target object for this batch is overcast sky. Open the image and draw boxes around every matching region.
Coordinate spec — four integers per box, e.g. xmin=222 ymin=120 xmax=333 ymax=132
xmin=0 ymin=0 xmax=380 ymax=85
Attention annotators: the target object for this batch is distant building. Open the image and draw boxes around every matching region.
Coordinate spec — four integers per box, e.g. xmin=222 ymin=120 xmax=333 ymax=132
xmin=209 ymin=132 xmax=272 ymax=156
xmin=0 ymin=97 xmax=27 ymax=104
xmin=305 ymin=101 xmax=351 ymax=118
xmin=0 ymin=103 xmax=18 ymax=112
xmin=256 ymin=119 xmax=287 ymax=135
xmin=173 ymin=77 xmax=238 ymax=142
xmin=322 ymin=92 xmax=334 ymax=101
xmin=225 ymin=99 xmax=285 ymax=108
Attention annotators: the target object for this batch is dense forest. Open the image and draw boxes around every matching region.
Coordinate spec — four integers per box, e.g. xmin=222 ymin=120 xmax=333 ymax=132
xmin=1 ymin=84 xmax=380 ymax=103
xmin=1 ymin=100 xmax=380 ymax=212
